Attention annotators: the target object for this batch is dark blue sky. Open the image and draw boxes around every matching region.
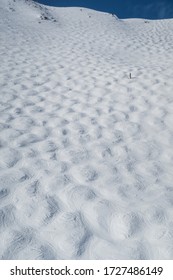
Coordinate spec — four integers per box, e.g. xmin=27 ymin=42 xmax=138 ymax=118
xmin=35 ymin=0 xmax=173 ymax=19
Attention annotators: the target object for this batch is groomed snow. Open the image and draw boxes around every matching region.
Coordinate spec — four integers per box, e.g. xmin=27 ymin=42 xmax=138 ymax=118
xmin=0 ymin=0 xmax=173 ymax=259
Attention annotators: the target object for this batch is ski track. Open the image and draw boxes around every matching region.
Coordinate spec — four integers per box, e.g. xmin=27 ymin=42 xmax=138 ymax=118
xmin=0 ymin=0 xmax=173 ymax=259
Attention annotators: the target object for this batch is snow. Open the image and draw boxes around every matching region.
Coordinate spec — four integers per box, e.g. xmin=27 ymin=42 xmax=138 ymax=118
xmin=0 ymin=0 xmax=173 ymax=259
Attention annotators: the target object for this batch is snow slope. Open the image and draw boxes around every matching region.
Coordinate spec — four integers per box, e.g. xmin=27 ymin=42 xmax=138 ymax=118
xmin=0 ymin=0 xmax=173 ymax=259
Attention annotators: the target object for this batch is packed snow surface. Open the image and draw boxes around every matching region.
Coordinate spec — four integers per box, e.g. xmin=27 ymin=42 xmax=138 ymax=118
xmin=0 ymin=0 xmax=173 ymax=259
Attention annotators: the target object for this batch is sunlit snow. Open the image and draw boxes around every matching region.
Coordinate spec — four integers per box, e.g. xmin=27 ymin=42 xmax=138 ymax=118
xmin=0 ymin=0 xmax=173 ymax=259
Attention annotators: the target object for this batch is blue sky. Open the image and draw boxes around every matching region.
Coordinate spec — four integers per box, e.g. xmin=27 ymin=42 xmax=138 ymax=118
xmin=35 ymin=0 xmax=173 ymax=19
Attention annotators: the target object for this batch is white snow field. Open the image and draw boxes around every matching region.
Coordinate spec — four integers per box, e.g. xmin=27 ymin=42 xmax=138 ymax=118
xmin=0 ymin=0 xmax=173 ymax=260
